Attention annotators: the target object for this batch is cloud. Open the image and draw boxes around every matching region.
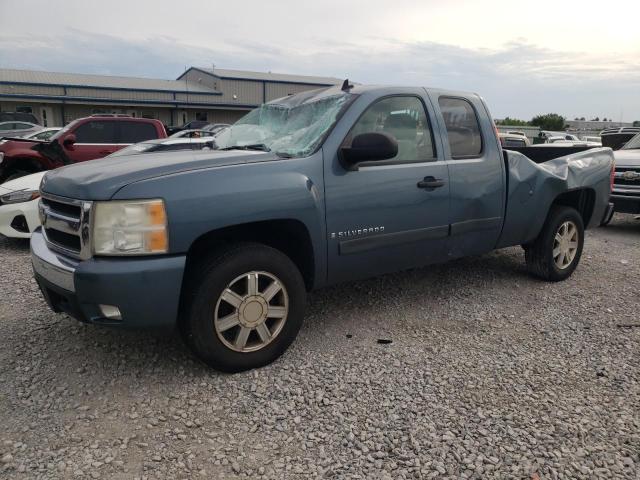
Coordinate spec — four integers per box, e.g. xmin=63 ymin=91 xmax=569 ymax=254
xmin=1 ymin=30 xmax=639 ymax=120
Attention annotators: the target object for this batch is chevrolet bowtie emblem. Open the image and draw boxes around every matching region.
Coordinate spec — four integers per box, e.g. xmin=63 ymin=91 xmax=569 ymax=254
xmin=621 ymin=171 xmax=640 ymax=181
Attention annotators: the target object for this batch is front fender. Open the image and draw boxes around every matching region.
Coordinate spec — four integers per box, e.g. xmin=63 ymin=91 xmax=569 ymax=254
xmin=113 ymin=153 xmax=327 ymax=284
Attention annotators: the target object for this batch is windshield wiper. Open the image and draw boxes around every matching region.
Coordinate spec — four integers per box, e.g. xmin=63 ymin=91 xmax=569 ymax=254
xmin=220 ymin=143 xmax=270 ymax=152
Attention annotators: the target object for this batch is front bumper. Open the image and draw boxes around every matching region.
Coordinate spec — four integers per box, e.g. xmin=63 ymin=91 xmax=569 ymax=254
xmin=0 ymin=197 xmax=40 ymax=238
xmin=610 ymin=193 xmax=640 ymax=214
xmin=31 ymin=229 xmax=186 ymax=329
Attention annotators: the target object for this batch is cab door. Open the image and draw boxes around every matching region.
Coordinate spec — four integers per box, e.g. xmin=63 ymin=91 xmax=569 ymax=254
xmin=427 ymin=93 xmax=505 ymax=258
xmin=323 ymin=91 xmax=450 ymax=284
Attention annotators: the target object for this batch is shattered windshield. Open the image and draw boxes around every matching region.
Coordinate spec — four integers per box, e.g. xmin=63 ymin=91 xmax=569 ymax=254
xmin=621 ymin=133 xmax=640 ymax=150
xmin=215 ymin=88 xmax=354 ymax=158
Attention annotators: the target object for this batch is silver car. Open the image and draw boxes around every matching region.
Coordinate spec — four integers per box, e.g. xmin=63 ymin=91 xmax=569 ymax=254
xmin=0 ymin=121 xmax=42 ymax=138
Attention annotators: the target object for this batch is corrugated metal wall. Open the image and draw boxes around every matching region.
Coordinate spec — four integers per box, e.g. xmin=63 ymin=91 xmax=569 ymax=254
xmin=265 ymin=83 xmax=324 ymax=101
xmin=0 ymin=84 xmax=64 ymax=96
xmin=1 ymin=70 xmax=332 ymax=126
xmin=65 ymin=87 xmax=175 ymax=102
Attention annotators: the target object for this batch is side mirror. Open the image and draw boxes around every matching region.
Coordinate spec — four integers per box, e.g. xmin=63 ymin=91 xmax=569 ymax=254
xmin=340 ymin=132 xmax=398 ymax=170
xmin=62 ymin=134 xmax=76 ymax=150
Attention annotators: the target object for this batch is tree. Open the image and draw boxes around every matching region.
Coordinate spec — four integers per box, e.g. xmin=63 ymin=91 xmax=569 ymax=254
xmin=530 ymin=113 xmax=565 ymax=131
xmin=495 ymin=117 xmax=530 ymax=127
xmin=634 ymin=121 xmax=640 ymax=127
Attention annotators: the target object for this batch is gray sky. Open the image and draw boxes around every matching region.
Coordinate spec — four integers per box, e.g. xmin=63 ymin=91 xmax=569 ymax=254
xmin=1 ymin=0 xmax=639 ymax=120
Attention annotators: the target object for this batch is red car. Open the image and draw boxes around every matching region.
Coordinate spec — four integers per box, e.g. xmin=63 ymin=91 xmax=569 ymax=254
xmin=0 ymin=115 xmax=167 ymax=182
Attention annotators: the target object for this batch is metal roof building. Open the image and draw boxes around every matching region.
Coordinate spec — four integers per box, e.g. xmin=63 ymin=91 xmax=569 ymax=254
xmin=0 ymin=67 xmax=342 ymax=127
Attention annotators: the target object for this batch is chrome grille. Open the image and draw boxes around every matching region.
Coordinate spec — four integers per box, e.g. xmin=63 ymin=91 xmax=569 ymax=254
xmin=613 ymin=168 xmax=640 ymax=188
xmin=40 ymin=193 xmax=93 ymax=259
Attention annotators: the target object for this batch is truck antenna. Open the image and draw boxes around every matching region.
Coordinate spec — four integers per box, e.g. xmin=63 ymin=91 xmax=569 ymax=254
xmin=341 ymin=79 xmax=353 ymax=92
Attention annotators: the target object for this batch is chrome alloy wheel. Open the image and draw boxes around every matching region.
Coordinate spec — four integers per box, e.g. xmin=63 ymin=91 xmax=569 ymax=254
xmin=553 ymin=221 xmax=579 ymax=270
xmin=214 ymin=271 xmax=289 ymax=353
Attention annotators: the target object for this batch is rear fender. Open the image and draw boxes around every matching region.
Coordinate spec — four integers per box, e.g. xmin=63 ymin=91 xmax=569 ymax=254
xmin=497 ymin=147 xmax=613 ymax=248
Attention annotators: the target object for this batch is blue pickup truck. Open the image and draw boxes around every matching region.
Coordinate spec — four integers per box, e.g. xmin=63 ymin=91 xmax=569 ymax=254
xmin=31 ymin=83 xmax=614 ymax=372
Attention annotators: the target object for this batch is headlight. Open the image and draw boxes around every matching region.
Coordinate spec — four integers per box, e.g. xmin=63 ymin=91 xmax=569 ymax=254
xmin=92 ymin=199 xmax=168 ymax=255
xmin=0 ymin=189 xmax=40 ymax=205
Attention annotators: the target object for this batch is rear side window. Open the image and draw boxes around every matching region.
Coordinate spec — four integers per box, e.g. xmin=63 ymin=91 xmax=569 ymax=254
xmin=438 ymin=97 xmax=483 ymax=158
xmin=119 ymin=122 xmax=158 ymax=143
xmin=74 ymin=121 xmax=118 ymax=143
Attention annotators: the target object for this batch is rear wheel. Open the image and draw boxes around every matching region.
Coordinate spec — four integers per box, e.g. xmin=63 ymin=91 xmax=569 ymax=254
xmin=182 ymin=243 xmax=306 ymax=372
xmin=525 ymin=206 xmax=584 ymax=281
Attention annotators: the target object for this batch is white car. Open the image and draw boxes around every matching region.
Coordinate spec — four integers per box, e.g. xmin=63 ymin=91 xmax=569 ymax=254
xmin=0 ymin=171 xmax=45 ymax=238
xmin=22 ymin=127 xmax=61 ymax=141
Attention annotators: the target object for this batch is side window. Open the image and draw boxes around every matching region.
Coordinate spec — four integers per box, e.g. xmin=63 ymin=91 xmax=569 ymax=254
xmin=346 ymin=96 xmax=436 ymax=163
xmin=0 ymin=123 xmax=13 ymax=131
xmin=74 ymin=121 xmax=117 ymax=143
xmin=15 ymin=122 xmax=33 ymax=129
xmin=119 ymin=122 xmax=158 ymax=143
xmin=438 ymin=97 xmax=483 ymax=158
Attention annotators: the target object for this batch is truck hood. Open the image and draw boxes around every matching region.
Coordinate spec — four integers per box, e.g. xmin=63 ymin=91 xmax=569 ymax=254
xmin=40 ymin=149 xmax=278 ymax=200
xmin=613 ymin=149 xmax=640 ymax=167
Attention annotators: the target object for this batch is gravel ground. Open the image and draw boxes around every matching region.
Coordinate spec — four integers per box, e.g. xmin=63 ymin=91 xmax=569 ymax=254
xmin=1 ymin=214 xmax=639 ymax=479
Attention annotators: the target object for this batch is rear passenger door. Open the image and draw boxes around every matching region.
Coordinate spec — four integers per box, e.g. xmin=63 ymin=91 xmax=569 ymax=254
xmin=427 ymin=93 xmax=505 ymax=258
xmin=67 ymin=120 xmax=119 ymax=161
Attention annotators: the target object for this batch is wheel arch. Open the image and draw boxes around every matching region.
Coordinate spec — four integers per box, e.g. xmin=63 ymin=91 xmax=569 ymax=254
xmin=551 ymin=188 xmax=595 ymax=228
xmin=183 ymin=219 xmax=316 ymax=291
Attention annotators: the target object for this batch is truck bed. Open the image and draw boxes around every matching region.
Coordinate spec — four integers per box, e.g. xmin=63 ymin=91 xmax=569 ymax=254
xmin=504 ymin=145 xmax=599 ymax=164
xmin=497 ymin=147 xmax=614 ymax=248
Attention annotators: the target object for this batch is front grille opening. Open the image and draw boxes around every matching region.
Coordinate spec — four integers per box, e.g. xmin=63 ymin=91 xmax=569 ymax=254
xmin=10 ymin=215 xmax=29 ymax=233
xmin=45 ymin=228 xmax=81 ymax=252
xmin=615 ymin=168 xmax=640 ymax=187
xmin=42 ymin=198 xmax=81 ymax=218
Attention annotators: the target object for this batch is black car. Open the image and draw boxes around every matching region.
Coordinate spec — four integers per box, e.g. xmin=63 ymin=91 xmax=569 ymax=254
xmin=165 ymin=120 xmax=210 ymax=136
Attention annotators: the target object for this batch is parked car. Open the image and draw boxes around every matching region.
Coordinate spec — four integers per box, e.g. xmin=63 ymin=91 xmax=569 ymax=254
xmin=31 ymin=84 xmax=614 ymax=372
xmin=22 ymin=127 xmax=62 ymax=141
xmin=603 ymin=132 xmax=640 ymax=224
xmin=600 ymin=126 xmax=640 ymax=150
xmin=169 ymin=129 xmax=217 ymax=139
xmin=0 ymin=116 xmax=166 ymax=182
xmin=203 ymin=123 xmax=230 ymax=134
xmin=0 ymin=121 xmax=42 ymax=139
xmin=0 ymin=112 xmax=40 ymax=124
xmin=499 ymin=132 xmax=531 ymax=147
xmin=581 ymin=136 xmax=602 ymax=144
xmin=109 ymin=137 xmax=216 ymax=157
xmin=540 ymin=131 xmax=580 ymax=142
xmin=0 ymin=171 xmax=44 ymax=238
xmin=165 ymin=120 xmax=210 ymax=136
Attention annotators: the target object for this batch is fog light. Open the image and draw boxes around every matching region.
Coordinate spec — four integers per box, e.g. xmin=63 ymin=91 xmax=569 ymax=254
xmin=99 ymin=304 xmax=122 ymax=320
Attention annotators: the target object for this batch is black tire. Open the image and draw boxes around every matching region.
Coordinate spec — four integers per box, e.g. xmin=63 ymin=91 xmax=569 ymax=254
xmin=525 ymin=205 xmax=585 ymax=282
xmin=181 ymin=243 xmax=306 ymax=373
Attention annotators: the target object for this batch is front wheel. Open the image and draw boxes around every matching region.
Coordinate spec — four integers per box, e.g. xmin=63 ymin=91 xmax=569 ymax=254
xmin=525 ymin=206 xmax=585 ymax=281
xmin=182 ymin=243 xmax=306 ymax=373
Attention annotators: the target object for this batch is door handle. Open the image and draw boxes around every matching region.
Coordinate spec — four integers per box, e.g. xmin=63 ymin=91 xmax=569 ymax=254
xmin=417 ymin=176 xmax=445 ymax=190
